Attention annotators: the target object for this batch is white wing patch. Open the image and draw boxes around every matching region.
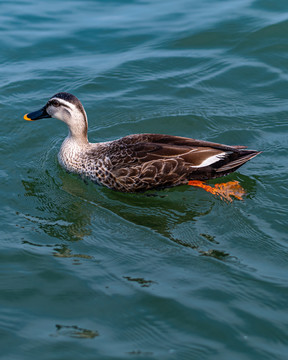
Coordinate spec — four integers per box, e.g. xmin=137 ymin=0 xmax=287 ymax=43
xmin=190 ymin=152 xmax=227 ymax=168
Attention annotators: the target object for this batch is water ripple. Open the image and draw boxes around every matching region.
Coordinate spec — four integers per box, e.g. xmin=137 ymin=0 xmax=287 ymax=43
xmin=1 ymin=0 xmax=288 ymax=359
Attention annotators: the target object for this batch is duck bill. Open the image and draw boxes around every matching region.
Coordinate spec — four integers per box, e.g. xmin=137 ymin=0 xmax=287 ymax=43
xmin=24 ymin=107 xmax=51 ymax=121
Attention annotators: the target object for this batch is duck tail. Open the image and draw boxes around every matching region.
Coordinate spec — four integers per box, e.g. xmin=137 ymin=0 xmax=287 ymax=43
xmin=215 ymin=150 xmax=261 ymax=174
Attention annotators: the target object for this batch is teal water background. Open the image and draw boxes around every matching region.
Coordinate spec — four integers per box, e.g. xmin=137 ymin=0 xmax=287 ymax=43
xmin=1 ymin=0 xmax=288 ymax=359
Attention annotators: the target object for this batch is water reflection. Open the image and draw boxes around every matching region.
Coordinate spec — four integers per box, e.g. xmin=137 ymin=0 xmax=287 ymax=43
xmin=22 ymin=176 xmax=92 ymax=242
xmin=123 ymin=276 xmax=157 ymax=288
xmin=20 ymin=168 xmax=258 ymax=261
xmin=52 ymin=324 xmax=99 ymax=339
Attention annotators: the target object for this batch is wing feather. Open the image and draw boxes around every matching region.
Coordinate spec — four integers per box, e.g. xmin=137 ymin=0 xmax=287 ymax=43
xmin=106 ymin=134 xmax=230 ymax=169
xmin=89 ymin=133 xmax=260 ymax=191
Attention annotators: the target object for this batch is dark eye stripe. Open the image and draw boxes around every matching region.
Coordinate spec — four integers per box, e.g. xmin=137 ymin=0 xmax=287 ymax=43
xmin=48 ymin=99 xmax=71 ymax=109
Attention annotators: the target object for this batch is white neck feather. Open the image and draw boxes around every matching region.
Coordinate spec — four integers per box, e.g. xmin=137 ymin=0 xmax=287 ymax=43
xmin=48 ymin=98 xmax=89 ymax=145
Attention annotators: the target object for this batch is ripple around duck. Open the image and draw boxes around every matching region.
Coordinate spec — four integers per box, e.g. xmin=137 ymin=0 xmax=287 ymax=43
xmin=2 ymin=0 xmax=288 ymax=358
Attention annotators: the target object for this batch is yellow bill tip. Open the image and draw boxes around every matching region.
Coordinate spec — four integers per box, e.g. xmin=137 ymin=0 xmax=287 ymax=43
xmin=24 ymin=113 xmax=33 ymax=121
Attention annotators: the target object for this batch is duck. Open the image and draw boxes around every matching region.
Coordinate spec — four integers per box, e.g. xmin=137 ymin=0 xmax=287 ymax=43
xmin=24 ymin=92 xmax=261 ymax=197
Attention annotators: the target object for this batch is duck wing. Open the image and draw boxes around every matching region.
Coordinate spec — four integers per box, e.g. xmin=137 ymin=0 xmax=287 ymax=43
xmin=98 ymin=134 xmax=260 ymax=191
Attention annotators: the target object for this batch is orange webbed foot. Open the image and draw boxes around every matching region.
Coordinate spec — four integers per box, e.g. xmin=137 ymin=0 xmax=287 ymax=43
xmin=188 ymin=180 xmax=246 ymax=202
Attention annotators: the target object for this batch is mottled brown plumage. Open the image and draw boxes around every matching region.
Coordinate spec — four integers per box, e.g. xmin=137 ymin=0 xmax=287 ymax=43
xmin=24 ymin=93 xmax=261 ymax=193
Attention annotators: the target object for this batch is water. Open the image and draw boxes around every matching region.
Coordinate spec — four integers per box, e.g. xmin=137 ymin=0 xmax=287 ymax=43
xmin=1 ymin=0 xmax=288 ymax=359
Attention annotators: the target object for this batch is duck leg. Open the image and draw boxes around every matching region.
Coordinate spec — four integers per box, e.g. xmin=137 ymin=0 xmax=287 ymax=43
xmin=188 ymin=180 xmax=245 ymax=202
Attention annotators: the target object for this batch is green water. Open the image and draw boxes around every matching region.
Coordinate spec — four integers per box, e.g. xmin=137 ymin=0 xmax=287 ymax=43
xmin=1 ymin=0 xmax=288 ymax=359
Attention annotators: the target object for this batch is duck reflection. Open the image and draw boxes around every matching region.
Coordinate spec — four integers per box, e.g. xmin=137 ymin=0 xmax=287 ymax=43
xmin=22 ymin=176 xmax=92 ymax=242
xmin=21 ymin=168 xmax=258 ymax=260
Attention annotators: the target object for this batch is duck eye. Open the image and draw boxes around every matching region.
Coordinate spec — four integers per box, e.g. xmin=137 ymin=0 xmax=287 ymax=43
xmin=51 ymin=100 xmax=60 ymax=107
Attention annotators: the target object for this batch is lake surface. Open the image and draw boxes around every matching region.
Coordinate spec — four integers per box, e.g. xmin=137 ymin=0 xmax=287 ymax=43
xmin=1 ymin=0 xmax=288 ymax=359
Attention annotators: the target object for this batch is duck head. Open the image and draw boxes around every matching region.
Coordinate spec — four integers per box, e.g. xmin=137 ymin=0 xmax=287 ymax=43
xmin=24 ymin=92 xmax=88 ymax=142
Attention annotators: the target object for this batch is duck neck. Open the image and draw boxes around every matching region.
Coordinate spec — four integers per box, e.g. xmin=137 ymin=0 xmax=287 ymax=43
xmin=66 ymin=114 xmax=89 ymax=145
xmin=67 ymin=127 xmax=89 ymax=145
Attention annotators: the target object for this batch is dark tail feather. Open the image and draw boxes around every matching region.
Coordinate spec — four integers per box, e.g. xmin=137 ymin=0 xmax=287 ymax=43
xmin=216 ymin=150 xmax=261 ymax=173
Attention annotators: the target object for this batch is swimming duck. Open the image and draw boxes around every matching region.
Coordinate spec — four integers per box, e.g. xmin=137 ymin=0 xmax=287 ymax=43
xmin=24 ymin=92 xmax=260 ymax=196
